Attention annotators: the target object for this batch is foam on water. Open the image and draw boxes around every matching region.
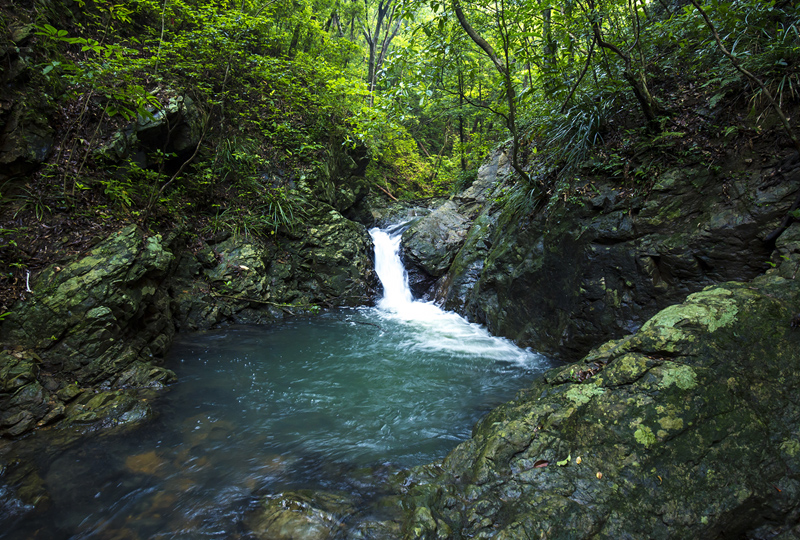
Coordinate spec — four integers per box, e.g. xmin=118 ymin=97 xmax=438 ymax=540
xmin=369 ymin=225 xmax=535 ymax=365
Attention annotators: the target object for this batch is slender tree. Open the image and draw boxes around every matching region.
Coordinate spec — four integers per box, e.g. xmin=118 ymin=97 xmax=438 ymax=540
xmin=451 ymin=0 xmax=533 ymax=186
xmin=579 ymin=0 xmax=665 ymax=129
xmin=360 ymin=0 xmax=404 ymax=104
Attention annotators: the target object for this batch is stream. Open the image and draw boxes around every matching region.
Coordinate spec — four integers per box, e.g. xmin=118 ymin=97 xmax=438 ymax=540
xmin=0 ymin=224 xmax=552 ymax=539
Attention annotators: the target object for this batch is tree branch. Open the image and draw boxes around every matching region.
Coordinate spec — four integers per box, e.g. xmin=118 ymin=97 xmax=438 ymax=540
xmin=452 ymin=0 xmax=507 ymax=75
xmin=561 ymin=35 xmax=597 ymax=113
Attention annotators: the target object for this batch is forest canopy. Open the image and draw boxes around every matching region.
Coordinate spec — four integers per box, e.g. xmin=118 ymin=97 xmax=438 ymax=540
xmin=1 ymin=0 xmax=799 ymax=230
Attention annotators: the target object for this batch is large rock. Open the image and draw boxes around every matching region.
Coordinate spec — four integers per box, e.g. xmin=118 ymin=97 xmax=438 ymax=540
xmin=0 ymin=98 xmax=54 ymax=180
xmin=0 ymin=225 xmax=177 ymax=437
xmin=402 ymin=201 xmax=471 ymax=279
xmin=400 ymin=273 xmax=800 ymax=539
xmin=0 ymin=22 xmax=55 ymax=181
xmin=95 ymin=95 xmax=204 ymax=164
xmin=171 ymin=202 xmax=378 ymax=331
xmin=0 ymin=225 xmax=176 ymax=384
xmin=435 ymin=153 xmax=800 ymax=359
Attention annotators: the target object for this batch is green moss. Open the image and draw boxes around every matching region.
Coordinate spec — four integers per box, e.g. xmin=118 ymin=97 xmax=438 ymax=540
xmin=634 ymin=425 xmax=657 ymax=448
xmin=638 ymin=288 xmax=740 ymax=354
xmin=659 ymin=364 xmax=698 ymax=390
xmin=599 ymin=353 xmax=651 ymax=386
xmin=658 ymin=414 xmax=683 ymax=428
xmin=565 ymin=383 xmax=605 ymax=406
xmin=780 ymin=439 xmax=800 ymax=457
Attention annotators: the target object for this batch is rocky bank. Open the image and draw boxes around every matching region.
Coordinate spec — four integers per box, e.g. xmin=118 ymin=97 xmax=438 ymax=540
xmin=403 ymin=150 xmax=800 ymax=360
xmin=398 ymin=265 xmax=800 ymax=539
xmin=0 ymin=199 xmax=377 ymax=439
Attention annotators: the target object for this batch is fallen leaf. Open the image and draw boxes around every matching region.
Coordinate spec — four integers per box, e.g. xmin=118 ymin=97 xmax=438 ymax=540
xmin=576 ymin=456 xmax=582 ymax=464
xmin=596 ymin=472 xmax=603 ymax=479
xmin=533 ymin=459 xmax=549 ymax=468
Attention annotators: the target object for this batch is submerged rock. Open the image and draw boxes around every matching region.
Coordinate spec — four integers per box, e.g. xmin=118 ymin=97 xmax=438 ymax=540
xmin=400 ymin=273 xmax=800 ymax=539
xmin=247 ymin=490 xmax=356 ymax=540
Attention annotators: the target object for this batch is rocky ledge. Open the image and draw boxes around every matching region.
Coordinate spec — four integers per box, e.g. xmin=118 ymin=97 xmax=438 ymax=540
xmin=402 ymin=151 xmax=800 ymax=361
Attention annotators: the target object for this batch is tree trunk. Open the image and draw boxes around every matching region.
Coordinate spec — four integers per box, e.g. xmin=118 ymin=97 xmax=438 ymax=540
xmin=623 ymin=70 xmax=662 ymax=126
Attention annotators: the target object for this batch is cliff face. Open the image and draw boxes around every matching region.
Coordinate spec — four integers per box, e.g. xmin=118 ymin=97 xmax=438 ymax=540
xmin=403 ymin=150 xmax=800 ymax=360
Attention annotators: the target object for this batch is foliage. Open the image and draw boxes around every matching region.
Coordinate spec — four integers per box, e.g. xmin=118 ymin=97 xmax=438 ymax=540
xmin=206 ymin=195 xmax=296 ymax=238
xmin=20 ymin=0 xmax=378 ymax=234
xmin=3 ymin=0 xmax=799 ymax=236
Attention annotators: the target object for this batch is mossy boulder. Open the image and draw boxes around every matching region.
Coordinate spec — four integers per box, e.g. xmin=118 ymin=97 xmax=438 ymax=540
xmin=399 ymin=274 xmax=800 ymax=539
xmin=171 ymin=201 xmax=378 ymax=331
xmin=0 ymin=225 xmax=176 ymax=382
xmin=95 ymin=95 xmax=204 ymax=164
xmin=0 ymin=225 xmax=177 ymax=437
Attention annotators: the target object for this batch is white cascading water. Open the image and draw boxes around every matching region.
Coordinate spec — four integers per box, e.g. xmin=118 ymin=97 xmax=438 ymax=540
xmin=369 ymin=225 xmax=537 ymax=362
xmin=370 ymin=225 xmax=414 ymax=310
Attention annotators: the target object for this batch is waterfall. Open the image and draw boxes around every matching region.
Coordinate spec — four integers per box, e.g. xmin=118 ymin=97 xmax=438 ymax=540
xmin=370 ymin=225 xmax=414 ymax=311
xmin=368 ymin=225 xmax=538 ymax=362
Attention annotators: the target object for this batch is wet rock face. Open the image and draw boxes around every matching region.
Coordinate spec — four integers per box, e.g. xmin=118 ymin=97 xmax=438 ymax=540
xmin=402 ymin=201 xmax=471 ymax=290
xmin=432 ymin=152 xmax=800 ymax=359
xmin=171 ymin=202 xmax=378 ymax=331
xmin=0 ymin=24 xmax=55 ymax=181
xmin=401 ymin=273 xmax=800 ymax=539
xmin=0 ymin=225 xmax=177 ymax=437
xmin=0 ymin=98 xmax=55 ymax=180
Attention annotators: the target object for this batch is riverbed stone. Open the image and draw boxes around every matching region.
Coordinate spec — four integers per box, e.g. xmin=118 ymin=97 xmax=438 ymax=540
xmin=248 ymin=490 xmax=356 ymax=540
xmin=61 ymin=388 xmax=154 ymax=429
xmin=399 ymin=273 xmax=800 ymax=539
